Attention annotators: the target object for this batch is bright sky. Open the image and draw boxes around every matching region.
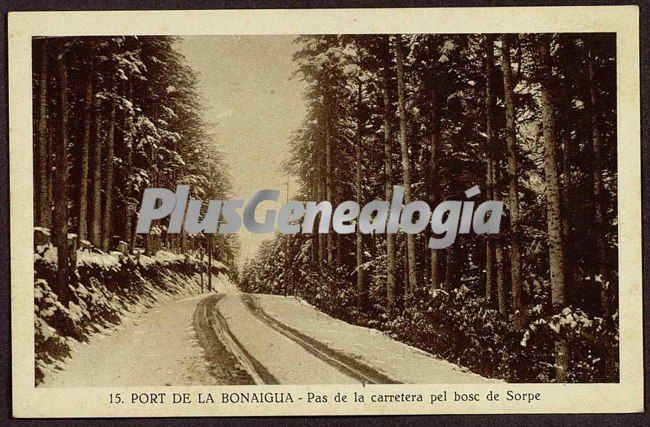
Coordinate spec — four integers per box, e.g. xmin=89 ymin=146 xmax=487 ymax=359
xmin=176 ymin=36 xmax=305 ymax=263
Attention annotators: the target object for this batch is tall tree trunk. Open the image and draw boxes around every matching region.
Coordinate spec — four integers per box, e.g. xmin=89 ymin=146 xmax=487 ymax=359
xmin=46 ymin=129 xmax=53 ymax=224
xmin=382 ymin=41 xmax=397 ymax=313
xmin=587 ymin=42 xmax=609 ymax=318
xmin=207 ymin=237 xmax=213 ymax=292
xmin=333 ymin=143 xmax=342 ymax=266
xmin=102 ymin=99 xmax=116 ymax=252
xmin=325 ymin=112 xmax=333 ymax=264
xmin=429 ymin=85 xmax=440 ymax=290
xmin=355 ymin=79 xmax=365 ymax=309
xmin=484 ymin=35 xmax=496 ymax=302
xmin=130 ymin=217 xmax=138 ymax=254
xmin=422 ymin=237 xmax=430 ymax=286
xmin=587 ymin=40 xmax=617 ymax=382
xmin=444 ymin=248 xmax=453 ymax=290
xmin=495 ymin=242 xmax=507 ymax=314
xmin=317 ymin=138 xmax=325 ymax=268
xmin=124 ymin=85 xmax=135 ymax=252
xmin=143 ymin=146 xmax=154 ymax=255
xmin=485 ymin=161 xmax=495 ymax=302
xmin=538 ymin=35 xmax=569 ymax=382
xmin=77 ymin=61 xmax=93 ymax=241
xmin=561 ymin=135 xmax=579 ymax=304
xmin=89 ymin=97 xmax=103 ymax=248
xmin=36 ymin=39 xmax=50 ymax=228
xmin=53 ymin=58 xmax=71 ymax=302
xmin=199 ymin=246 xmax=204 ymax=292
xmin=403 ymin=238 xmax=409 ymax=293
xmin=493 ymin=165 xmax=508 ymax=314
xmin=310 ymin=180 xmax=317 ymax=263
xmin=394 ymin=36 xmax=418 ymax=296
xmin=501 ymin=34 xmax=523 ymax=313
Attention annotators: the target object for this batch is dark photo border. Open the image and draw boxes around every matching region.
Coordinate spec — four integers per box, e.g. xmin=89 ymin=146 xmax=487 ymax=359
xmin=1 ymin=0 xmax=648 ymax=424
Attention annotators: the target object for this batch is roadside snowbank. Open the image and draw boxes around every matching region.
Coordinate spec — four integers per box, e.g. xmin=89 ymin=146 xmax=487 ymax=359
xmin=254 ymin=294 xmax=498 ymax=384
xmin=40 ymin=295 xmax=215 ymax=387
xmin=34 ymin=246 xmax=227 ymax=385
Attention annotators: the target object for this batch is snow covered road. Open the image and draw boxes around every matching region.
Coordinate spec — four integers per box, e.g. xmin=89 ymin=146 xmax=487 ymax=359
xmin=42 ymin=295 xmax=218 ymax=387
xmin=216 ymin=294 xmax=497 ymax=384
xmin=42 ymin=286 xmax=496 ymax=386
xmin=215 ymin=294 xmax=395 ymax=384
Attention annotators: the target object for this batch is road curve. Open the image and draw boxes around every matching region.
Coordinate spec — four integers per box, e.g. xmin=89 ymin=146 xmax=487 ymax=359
xmin=193 ymin=294 xmax=277 ymax=384
xmin=41 ymin=291 xmax=493 ymax=387
xmin=196 ymin=293 xmax=397 ymax=384
xmin=240 ymin=294 xmax=400 ymax=384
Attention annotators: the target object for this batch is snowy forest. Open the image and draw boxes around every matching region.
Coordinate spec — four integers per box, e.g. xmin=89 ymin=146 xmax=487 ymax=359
xmin=31 ymin=33 xmax=618 ymax=385
xmin=240 ymin=33 xmax=619 ymax=383
xmin=31 ymin=36 xmax=236 ymax=382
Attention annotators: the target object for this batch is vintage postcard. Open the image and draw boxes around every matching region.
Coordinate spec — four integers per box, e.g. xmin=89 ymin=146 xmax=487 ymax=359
xmin=8 ymin=6 xmax=642 ymax=417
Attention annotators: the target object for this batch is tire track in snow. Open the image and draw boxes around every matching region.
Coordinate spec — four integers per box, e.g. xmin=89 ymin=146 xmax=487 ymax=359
xmin=193 ymin=294 xmax=278 ymax=384
xmin=240 ymin=294 xmax=400 ymax=385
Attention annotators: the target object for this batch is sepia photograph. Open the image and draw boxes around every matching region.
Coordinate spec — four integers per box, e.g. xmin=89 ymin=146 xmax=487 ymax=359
xmin=32 ymin=31 xmax=619 ymax=386
xmin=8 ymin=6 xmax=642 ymax=417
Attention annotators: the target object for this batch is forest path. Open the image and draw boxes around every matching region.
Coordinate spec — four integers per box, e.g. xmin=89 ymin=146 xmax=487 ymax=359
xmin=42 ymin=282 xmax=495 ymax=386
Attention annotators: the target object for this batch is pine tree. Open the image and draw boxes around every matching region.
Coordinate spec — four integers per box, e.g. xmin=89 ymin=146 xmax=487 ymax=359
xmin=35 ymin=39 xmax=50 ymax=228
xmin=89 ymin=94 xmax=103 ymax=248
xmin=123 ymin=83 xmax=135 ymax=253
xmin=52 ymin=56 xmax=71 ymax=301
xmin=355 ymin=78 xmax=365 ymax=309
xmin=484 ymin=35 xmax=496 ymax=302
xmin=382 ymin=38 xmax=397 ymax=312
xmin=429 ymin=80 xmax=441 ymax=291
xmin=587 ymin=39 xmax=609 ymax=318
xmin=101 ymin=98 xmax=116 ymax=251
xmin=538 ymin=35 xmax=569 ymax=382
xmin=501 ymin=34 xmax=523 ymax=314
xmin=77 ymin=55 xmax=94 ymax=242
xmin=394 ymin=36 xmax=418 ymax=295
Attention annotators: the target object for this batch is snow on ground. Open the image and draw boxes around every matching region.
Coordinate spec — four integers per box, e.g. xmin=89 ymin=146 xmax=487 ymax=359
xmin=38 ymin=247 xmax=212 ymax=271
xmin=39 ymin=273 xmax=238 ymax=387
xmin=41 ymin=295 xmax=213 ymax=387
xmin=210 ymin=274 xmax=241 ymax=294
xmin=253 ymin=294 xmax=499 ymax=384
xmin=218 ymin=296 xmax=357 ymax=384
xmin=39 ymin=271 xmax=496 ymax=386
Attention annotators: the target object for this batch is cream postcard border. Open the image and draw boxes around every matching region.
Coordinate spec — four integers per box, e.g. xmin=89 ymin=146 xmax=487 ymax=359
xmin=9 ymin=6 xmax=642 ymax=417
